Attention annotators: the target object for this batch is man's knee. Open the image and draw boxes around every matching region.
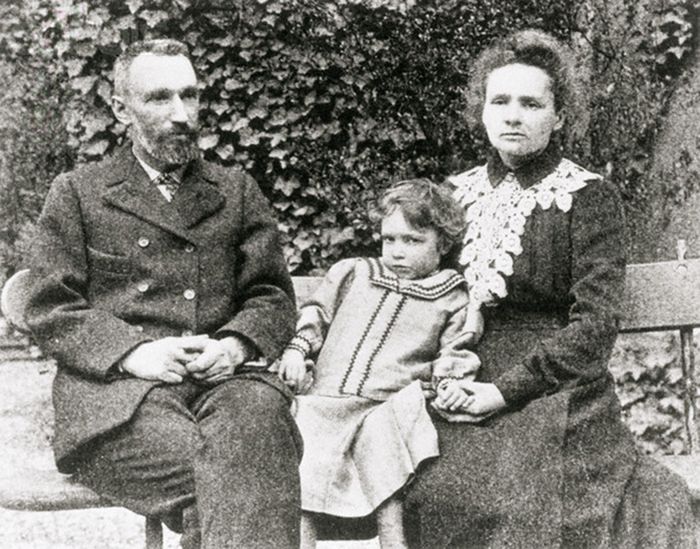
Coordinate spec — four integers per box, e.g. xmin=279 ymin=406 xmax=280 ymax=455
xmin=201 ymin=377 xmax=290 ymax=419
xmin=197 ymin=378 xmax=301 ymax=457
xmin=131 ymin=387 xmax=202 ymax=464
xmin=73 ymin=389 xmax=201 ymax=517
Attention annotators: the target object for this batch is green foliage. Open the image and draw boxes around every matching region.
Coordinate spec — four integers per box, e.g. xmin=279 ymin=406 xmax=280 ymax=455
xmin=572 ymin=0 xmax=697 ymax=209
xmin=611 ymin=333 xmax=692 ymax=455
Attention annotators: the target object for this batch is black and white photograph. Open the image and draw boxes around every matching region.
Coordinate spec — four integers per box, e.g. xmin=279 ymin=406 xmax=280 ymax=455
xmin=0 ymin=0 xmax=699 ymax=547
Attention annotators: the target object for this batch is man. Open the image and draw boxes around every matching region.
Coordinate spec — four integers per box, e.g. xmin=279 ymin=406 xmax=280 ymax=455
xmin=25 ymin=39 xmax=301 ymax=548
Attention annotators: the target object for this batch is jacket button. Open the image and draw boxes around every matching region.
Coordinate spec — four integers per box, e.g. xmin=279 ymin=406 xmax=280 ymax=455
xmin=138 ymin=237 xmax=150 ymax=248
xmin=184 ymin=243 xmax=195 ymax=253
xmin=181 ymin=329 xmax=194 ymax=337
xmin=183 ymin=289 xmax=196 ymax=300
xmin=137 ymin=282 xmax=149 ymax=293
xmin=135 ymin=325 xmax=144 ymax=333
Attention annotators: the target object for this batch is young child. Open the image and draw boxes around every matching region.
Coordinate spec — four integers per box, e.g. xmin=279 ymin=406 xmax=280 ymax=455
xmin=277 ymin=179 xmax=482 ymax=548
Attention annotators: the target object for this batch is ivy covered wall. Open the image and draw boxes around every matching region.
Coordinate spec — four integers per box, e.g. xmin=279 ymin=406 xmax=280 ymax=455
xmin=1 ymin=0 xmax=695 ymax=274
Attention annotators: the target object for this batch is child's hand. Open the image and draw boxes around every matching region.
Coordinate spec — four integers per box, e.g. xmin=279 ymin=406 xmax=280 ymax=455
xmin=433 ymin=379 xmax=472 ymax=412
xmin=277 ymin=349 xmax=308 ymax=392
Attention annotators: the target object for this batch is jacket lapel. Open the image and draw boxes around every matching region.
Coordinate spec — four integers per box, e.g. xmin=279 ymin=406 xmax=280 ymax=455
xmin=101 ymin=146 xmax=224 ymax=239
xmin=172 ymin=162 xmax=226 ymax=228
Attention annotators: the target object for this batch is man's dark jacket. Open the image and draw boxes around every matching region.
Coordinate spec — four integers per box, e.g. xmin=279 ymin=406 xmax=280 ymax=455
xmin=25 ymin=145 xmax=296 ymax=472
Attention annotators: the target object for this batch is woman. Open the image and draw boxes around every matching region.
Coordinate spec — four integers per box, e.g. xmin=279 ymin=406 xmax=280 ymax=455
xmin=403 ymin=29 xmax=695 ymax=548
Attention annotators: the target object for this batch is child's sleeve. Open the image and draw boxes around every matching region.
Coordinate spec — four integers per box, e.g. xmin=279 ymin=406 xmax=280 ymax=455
xmin=431 ymin=304 xmax=481 ymax=384
xmin=285 ymin=258 xmax=357 ymax=359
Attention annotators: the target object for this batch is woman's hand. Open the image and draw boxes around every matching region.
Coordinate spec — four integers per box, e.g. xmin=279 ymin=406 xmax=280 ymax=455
xmin=434 ymin=379 xmax=471 ymax=412
xmin=459 ymin=381 xmax=507 ymax=415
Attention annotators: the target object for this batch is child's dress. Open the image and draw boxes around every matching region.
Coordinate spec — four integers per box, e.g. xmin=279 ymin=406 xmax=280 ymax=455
xmin=290 ymin=257 xmax=480 ymax=517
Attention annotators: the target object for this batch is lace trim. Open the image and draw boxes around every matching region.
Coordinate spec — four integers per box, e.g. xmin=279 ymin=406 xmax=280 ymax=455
xmin=450 ymin=158 xmax=600 ymax=305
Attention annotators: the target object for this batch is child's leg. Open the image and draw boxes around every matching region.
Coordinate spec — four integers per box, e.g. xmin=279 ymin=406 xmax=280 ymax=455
xmin=376 ymin=496 xmax=408 ymax=548
xmin=300 ymin=511 xmax=318 ymax=549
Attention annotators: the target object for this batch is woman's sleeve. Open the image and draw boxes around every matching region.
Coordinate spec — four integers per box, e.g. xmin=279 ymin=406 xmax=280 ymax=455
xmin=286 ymin=258 xmax=357 ymax=358
xmin=494 ymin=179 xmax=626 ymax=404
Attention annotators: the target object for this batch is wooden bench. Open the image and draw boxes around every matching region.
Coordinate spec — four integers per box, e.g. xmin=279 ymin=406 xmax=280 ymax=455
xmin=2 ymin=259 xmax=700 ymax=545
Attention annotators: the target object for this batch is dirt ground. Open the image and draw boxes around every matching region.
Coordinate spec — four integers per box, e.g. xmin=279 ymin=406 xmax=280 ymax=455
xmin=0 ymin=337 xmax=379 ymax=549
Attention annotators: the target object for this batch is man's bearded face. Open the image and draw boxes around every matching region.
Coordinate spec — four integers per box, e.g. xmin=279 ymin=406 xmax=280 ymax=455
xmin=122 ymin=53 xmax=200 ymax=166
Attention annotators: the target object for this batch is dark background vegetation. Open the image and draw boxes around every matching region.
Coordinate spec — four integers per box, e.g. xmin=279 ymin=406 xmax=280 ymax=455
xmin=0 ymin=0 xmax=698 ymax=454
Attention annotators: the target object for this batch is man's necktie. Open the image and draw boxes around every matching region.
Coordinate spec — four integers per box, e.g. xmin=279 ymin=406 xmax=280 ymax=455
xmin=154 ymin=172 xmax=180 ymax=202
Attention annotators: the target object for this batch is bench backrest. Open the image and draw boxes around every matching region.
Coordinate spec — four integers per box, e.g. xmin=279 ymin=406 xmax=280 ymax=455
xmin=6 ymin=260 xmax=700 ymax=334
xmin=621 ymin=258 xmax=700 ymax=333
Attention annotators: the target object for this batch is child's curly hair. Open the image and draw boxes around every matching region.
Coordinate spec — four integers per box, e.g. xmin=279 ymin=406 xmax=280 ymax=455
xmin=375 ymin=178 xmax=466 ymax=265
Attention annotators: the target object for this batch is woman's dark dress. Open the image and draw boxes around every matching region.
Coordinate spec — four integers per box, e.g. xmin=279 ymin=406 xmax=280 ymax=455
xmin=404 ymin=146 xmax=695 ymax=548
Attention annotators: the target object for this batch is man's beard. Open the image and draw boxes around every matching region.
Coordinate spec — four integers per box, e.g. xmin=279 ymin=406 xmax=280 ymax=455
xmin=131 ymin=124 xmax=200 ymax=166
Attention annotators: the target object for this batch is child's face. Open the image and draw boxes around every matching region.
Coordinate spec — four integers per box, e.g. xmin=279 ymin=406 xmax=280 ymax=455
xmin=381 ymin=210 xmax=443 ymax=279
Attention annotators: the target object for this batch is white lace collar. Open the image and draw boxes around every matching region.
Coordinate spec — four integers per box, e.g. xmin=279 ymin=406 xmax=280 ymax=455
xmin=449 ymin=158 xmax=601 ymax=305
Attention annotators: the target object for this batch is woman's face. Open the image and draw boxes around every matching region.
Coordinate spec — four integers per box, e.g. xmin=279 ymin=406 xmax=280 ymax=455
xmin=481 ymin=63 xmax=563 ymax=168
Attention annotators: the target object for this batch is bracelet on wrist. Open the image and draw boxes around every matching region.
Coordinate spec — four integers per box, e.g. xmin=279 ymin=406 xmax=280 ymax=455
xmin=285 ymin=334 xmax=312 ymax=358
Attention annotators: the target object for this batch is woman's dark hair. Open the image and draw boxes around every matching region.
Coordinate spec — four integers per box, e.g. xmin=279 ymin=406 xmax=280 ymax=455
xmin=465 ymin=29 xmax=584 ymax=143
xmin=375 ymin=178 xmax=466 ymax=262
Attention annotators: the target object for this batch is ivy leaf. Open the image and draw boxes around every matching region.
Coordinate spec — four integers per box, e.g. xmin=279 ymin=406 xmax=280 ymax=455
xmin=266 ymin=1 xmax=284 ymax=14
xmin=215 ymin=143 xmax=235 ymax=161
xmin=269 ymin=132 xmax=286 ymax=147
xmin=114 ymin=14 xmax=137 ymax=30
xmin=74 ymin=42 xmax=97 ymax=57
xmin=206 ymin=50 xmax=225 ymax=63
xmin=83 ymin=139 xmax=110 ymax=157
xmin=126 ymin=0 xmax=144 ymax=14
xmin=274 ymin=200 xmax=292 ymax=212
xmin=666 ymin=366 xmax=683 ymax=385
xmin=659 ymin=396 xmax=684 ymax=415
xmin=284 ymin=245 xmax=303 ymax=271
xmin=96 ymin=79 xmax=112 ymax=104
xmin=71 ymin=75 xmax=98 ymax=94
xmin=140 ymin=10 xmax=169 ymax=28
xmin=65 ymin=59 xmax=86 ymax=77
xmin=329 ymin=227 xmax=355 ymax=246
xmin=232 ymin=117 xmax=250 ymax=132
xmin=293 ymin=232 xmax=316 ymax=251
xmin=198 ymin=134 xmax=220 ymax=150
xmin=224 ymin=77 xmax=246 ymax=90
xmin=274 ymin=177 xmax=300 ymax=197
xmin=238 ymin=127 xmax=261 ymax=146
xmin=209 ymin=101 xmax=229 ymax=116
xmin=81 ymin=113 xmax=113 ymax=137
xmin=247 ymin=105 xmax=268 ymax=119
xmin=293 ymin=206 xmax=313 ymax=216
xmin=668 ymin=46 xmax=688 ymax=60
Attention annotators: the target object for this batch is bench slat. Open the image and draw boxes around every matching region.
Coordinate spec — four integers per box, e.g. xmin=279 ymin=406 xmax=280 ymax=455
xmin=621 ymin=259 xmax=700 ymax=332
xmin=0 ymin=468 xmax=111 ymax=511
